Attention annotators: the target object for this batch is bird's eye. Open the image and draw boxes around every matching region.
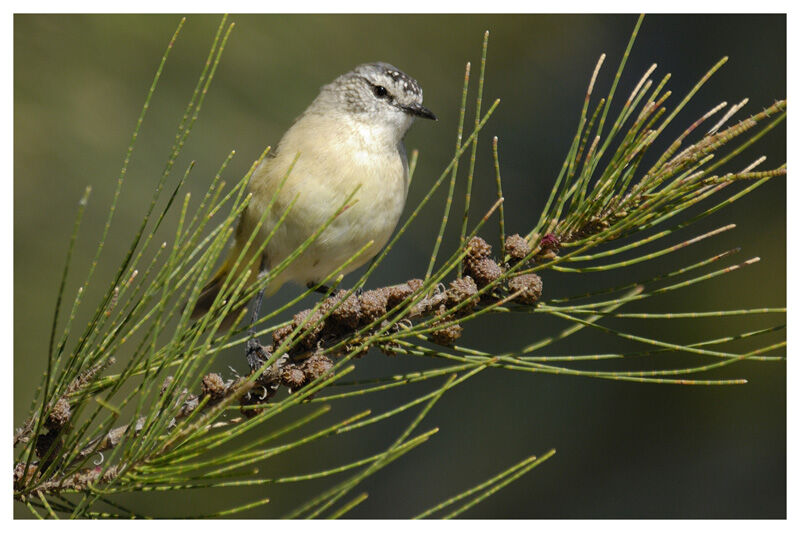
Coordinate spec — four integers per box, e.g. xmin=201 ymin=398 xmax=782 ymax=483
xmin=373 ymin=85 xmax=388 ymax=98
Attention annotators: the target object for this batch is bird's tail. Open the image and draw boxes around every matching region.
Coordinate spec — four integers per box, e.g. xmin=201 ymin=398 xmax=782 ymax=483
xmin=190 ymin=253 xmax=256 ymax=331
xmin=190 ymin=264 xmax=228 ymax=319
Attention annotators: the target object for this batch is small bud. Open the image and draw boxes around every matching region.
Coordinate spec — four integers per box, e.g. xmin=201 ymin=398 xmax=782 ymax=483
xmin=292 ymin=309 xmax=325 ymax=349
xmin=538 ymin=233 xmax=561 ymax=255
xmin=281 ymin=364 xmax=306 ymax=390
xmin=14 ymin=463 xmax=37 ymax=490
xmin=302 ymin=353 xmax=334 ymax=381
xmin=504 ymin=234 xmax=531 ymax=261
xmin=45 ymin=398 xmax=71 ymax=431
xmin=360 ymin=289 xmax=388 ymax=324
xmin=508 ymin=273 xmax=543 ymax=305
xmin=447 ymin=276 xmax=478 ymax=313
xmin=467 ymin=257 xmax=504 ymax=288
xmin=466 ymin=236 xmax=492 ymax=260
xmin=406 ymin=278 xmax=424 ymax=293
xmin=430 ymin=321 xmax=463 ymax=346
xmin=429 ymin=304 xmax=464 ymax=346
xmin=330 ymin=290 xmax=362 ymax=329
xmin=272 ymin=323 xmax=295 ymax=347
xmin=201 ymin=373 xmax=226 ymax=401
xmin=385 ymin=283 xmax=415 ymax=309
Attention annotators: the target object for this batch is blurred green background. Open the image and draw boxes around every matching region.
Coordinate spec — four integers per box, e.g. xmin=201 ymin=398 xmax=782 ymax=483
xmin=14 ymin=14 xmax=785 ymax=518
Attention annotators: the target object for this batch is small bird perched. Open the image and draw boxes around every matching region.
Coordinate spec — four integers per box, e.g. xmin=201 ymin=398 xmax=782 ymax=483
xmin=191 ymin=62 xmax=436 ymax=329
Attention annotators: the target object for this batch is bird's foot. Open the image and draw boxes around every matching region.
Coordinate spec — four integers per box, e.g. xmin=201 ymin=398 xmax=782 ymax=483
xmin=306 ymin=282 xmax=364 ymax=298
xmin=307 ymin=282 xmax=335 ymax=296
xmin=245 ymin=336 xmax=270 ymax=373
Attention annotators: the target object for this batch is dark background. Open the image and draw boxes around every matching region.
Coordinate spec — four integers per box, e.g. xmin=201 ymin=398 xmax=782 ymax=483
xmin=14 ymin=14 xmax=785 ymax=518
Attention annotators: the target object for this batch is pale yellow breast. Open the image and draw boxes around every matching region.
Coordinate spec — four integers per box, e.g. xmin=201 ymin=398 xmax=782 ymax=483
xmin=242 ymin=113 xmax=408 ymax=288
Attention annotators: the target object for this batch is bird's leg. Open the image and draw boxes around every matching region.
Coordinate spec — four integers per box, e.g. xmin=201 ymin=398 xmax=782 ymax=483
xmin=246 ymin=256 xmax=271 ymax=372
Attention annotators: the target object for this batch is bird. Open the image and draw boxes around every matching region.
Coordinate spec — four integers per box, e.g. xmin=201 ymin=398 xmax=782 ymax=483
xmin=191 ymin=62 xmax=437 ymax=330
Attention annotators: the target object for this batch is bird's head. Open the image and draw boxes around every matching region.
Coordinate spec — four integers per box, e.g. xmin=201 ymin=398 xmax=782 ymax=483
xmin=313 ymin=62 xmax=436 ymax=140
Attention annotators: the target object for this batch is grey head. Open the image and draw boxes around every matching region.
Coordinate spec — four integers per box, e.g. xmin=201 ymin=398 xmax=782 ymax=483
xmin=307 ymin=62 xmax=436 ymax=139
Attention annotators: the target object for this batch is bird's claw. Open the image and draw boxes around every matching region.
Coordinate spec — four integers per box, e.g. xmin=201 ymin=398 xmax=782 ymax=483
xmin=308 ymin=282 xmax=335 ymax=296
xmin=246 ymin=336 xmax=269 ymax=373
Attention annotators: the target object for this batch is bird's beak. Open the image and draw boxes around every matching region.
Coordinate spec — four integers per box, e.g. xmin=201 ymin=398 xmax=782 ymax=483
xmin=403 ymin=103 xmax=438 ymax=121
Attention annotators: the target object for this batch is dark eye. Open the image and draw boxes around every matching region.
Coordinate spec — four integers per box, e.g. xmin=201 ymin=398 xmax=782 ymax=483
xmin=373 ymin=85 xmax=388 ymax=98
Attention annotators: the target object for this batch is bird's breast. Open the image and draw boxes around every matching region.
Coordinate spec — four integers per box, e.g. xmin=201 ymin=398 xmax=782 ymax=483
xmin=248 ymin=122 xmax=409 ymax=285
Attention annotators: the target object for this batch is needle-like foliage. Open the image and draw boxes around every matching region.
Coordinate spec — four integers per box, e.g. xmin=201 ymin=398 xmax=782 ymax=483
xmin=14 ymin=15 xmax=785 ymax=518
